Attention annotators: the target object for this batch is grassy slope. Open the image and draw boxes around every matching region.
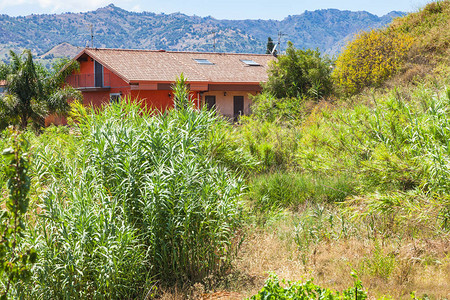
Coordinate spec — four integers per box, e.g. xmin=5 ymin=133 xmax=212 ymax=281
xmin=158 ymin=3 xmax=450 ymax=293
xmin=224 ymin=2 xmax=450 ymax=299
xmin=1 ymin=2 xmax=449 ymax=299
xmin=389 ymin=0 xmax=450 ymax=84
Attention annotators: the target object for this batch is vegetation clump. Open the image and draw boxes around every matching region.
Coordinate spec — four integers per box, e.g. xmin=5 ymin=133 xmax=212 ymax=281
xmin=333 ymin=30 xmax=413 ymax=95
xmin=237 ymin=6 xmax=450 ymax=293
xmin=0 ymin=131 xmax=36 ymax=299
xmin=264 ymin=42 xmax=333 ymax=99
xmin=0 ymin=77 xmax=250 ymax=298
xmin=0 ymin=50 xmax=80 ymax=131
xmin=249 ymin=274 xmax=367 ymax=300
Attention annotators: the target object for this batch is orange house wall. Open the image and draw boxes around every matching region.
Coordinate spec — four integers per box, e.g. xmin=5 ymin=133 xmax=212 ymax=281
xmin=77 ymin=58 xmax=132 ymax=108
xmin=131 ymin=90 xmax=200 ymax=111
xmin=81 ymin=88 xmax=202 ymax=112
xmin=78 ymin=58 xmax=93 ymax=74
xmin=75 ymin=57 xmax=205 ymax=112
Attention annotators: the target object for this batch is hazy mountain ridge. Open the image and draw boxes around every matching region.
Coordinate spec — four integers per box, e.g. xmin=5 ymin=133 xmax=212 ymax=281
xmin=0 ymin=4 xmax=405 ymax=60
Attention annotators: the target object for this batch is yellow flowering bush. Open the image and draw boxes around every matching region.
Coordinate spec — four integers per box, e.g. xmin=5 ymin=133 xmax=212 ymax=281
xmin=333 ymin=29 xmax=414 ymax=95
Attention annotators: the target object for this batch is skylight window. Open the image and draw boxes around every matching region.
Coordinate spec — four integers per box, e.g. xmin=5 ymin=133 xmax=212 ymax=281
xmin=194 ymin=58 xmax=214 ymax=65
xmin=241 ymin=59 xmax=260 ymax=66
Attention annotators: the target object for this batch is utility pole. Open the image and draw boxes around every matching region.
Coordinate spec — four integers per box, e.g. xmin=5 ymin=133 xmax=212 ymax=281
xmin=90 ymin=24 xmax=94 ymax=48
xmin=277 ymin=31 xmax=287 ymax=54
xmin=212 ymin=30 xmax=216 ymax=52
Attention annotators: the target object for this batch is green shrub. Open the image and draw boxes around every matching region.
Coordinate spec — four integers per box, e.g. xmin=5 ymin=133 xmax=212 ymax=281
xmin=249 ymin=274 xmax=367 ymax=300
xmin=238 ymin=118 xmax=302 ymax=172
xmin=249 ymin=92 xmax=307 ymax=123
xmin=360 ymin=241 xmax=396 ymax=280
xmin=298 ymin=85 xmax=450 ymax=194
xmin=241 ymin=82 xmax=450 ymax=199
xmin=264 ymin=42 xmax=333 ymax=99
xmin=333 ymin=30 xmax=413 ymax=95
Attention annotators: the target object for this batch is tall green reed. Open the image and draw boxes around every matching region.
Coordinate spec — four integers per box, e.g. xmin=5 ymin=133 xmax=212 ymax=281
xmin=20 ymin=93 xmax=247 ymax=298
xmin=80 ymin=99 xmax=245 ymax=283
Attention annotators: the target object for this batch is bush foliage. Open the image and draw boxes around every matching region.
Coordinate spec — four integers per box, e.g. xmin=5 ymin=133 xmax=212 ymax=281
xmin=264 ymin=42 xmax=333 ymax=99
xmin=239 ymin=83 xmax=450 ymax=214
xmin=333 ymin=30 xmax=413 ymax=95
xmin=249 ymin=274 xmax=367 ymax=300
xmin=248 ymin=92 xmax=307 ymax=123
xmin=0 ymin=77 xmax=251 ymax=297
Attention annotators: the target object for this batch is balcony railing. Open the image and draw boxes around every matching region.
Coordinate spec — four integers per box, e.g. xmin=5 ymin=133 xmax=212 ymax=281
xmin=66 ymin=73 xmax=111 ymax=89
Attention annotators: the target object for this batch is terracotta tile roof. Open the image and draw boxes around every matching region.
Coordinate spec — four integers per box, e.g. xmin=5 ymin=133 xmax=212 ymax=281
xmin=76 ymin=48 xmax=275 ymax=84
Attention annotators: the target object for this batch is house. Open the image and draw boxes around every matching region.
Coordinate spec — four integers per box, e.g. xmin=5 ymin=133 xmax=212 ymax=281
xmin=65 ymin=48 xmax=275 ymax=119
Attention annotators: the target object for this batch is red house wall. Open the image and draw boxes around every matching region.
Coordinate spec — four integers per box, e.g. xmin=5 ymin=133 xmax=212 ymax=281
xmin=130 ymin=90 xmax=200 ymax=112
xmin=76 ymin=57 xmax=132 ymax=108
xmin=82 ymin=91 xmax=113 ymax=108
xmin=73 ymin=56 xmax=202 ymax=112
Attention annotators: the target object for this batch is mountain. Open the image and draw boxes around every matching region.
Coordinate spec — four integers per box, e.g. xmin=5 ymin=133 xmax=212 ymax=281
xmin=39 ymin=42 xmax=81 ymax=59
xmin=0 ymin=4 xmax=404 ymax=61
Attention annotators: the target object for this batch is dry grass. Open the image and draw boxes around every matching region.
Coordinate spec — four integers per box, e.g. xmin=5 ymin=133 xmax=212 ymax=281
xmin=234 ymin=225 xmax=365 ymax=297
xmin=235 ymin=226 xmax=305 ymax=297
xmin=237 ymin=220 xmax=449 ymax=299
xmin=159 ymin=208 xmax=450 ymax=299
xmin=386 ymin=0 xmax=450 ymax=89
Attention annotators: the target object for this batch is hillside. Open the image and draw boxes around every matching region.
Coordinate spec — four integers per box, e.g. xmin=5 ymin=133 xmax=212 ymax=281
xmin=390 ymin=0 xmax=450 ymax=80
xmin=0 ymin=1 xmax=449 ymax=299
xmin=39 ymin=42 xmax=81 ymax=59
xmin=0 ymin=4 xmax=403 ymax=61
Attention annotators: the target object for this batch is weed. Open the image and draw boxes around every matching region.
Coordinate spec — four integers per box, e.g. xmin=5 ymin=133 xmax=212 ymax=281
xmin=0 ymin=130 xmax=37 ymax=298
xmin=360 ymin=241 xmax=396 ymax=280
xmin=248 ymin=273 xmax=367 ymax=299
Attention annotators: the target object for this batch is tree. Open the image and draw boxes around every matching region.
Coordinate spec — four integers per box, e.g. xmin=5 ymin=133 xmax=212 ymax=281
xmin=266 ymin=37 xmax=275 ymax=55
xmin=264 ymin=42 xmax=333 ymax=99
xmin=0 ymin=50 xmax=81 ymax=131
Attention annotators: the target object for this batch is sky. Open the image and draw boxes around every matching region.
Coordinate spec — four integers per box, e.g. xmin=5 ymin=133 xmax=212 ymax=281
xmin=0 ymin=0 xmax=433 ymax=20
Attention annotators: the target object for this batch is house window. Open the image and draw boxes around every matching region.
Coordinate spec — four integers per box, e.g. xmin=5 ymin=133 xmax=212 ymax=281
xmin=233 ymin=96 xmax=244 ymax=122
xmin=110 ymin=93 xmax=121 ymax=103
xmin=205 ymin=95 xmax=216 ymax=110
xmin=241 ymin=59 xmax=260 ymax=66
xmin=94 ymin=61 xmax=103 ymax=87
xmin=193 ymin=58 xmax=214 ymax=65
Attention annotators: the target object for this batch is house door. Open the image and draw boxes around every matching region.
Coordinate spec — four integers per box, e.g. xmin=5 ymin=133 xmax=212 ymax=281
xmin=94 ymin=61 xmax=103 ymax=87
xmin=205 ymin=95 xmax=216 ymax=110
xmin=233 ymin=96 xmax=244 ymax=121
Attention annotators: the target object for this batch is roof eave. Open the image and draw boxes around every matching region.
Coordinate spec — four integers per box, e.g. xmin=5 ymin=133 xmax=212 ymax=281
xmin=76 ymin=48 xmax=132 ymax=84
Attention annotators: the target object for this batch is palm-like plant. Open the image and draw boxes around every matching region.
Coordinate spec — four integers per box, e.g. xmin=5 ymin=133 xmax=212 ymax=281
xmin=0 ymin=50 xmax=81 ymax=131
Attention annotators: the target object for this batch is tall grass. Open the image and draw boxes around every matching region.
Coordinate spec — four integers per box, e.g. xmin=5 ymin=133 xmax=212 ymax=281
xmin=78 ymin=100 xmax=246 ymax=283
xmin=290 ymin=84 xmax=450 ymax=195
xmin=2 ymin=96 xmax=249 ymax=298
xmin=249 ymin=172 xmax=355 ymax=212
xmin=241 ymin=84 xmax=450 ymax=292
